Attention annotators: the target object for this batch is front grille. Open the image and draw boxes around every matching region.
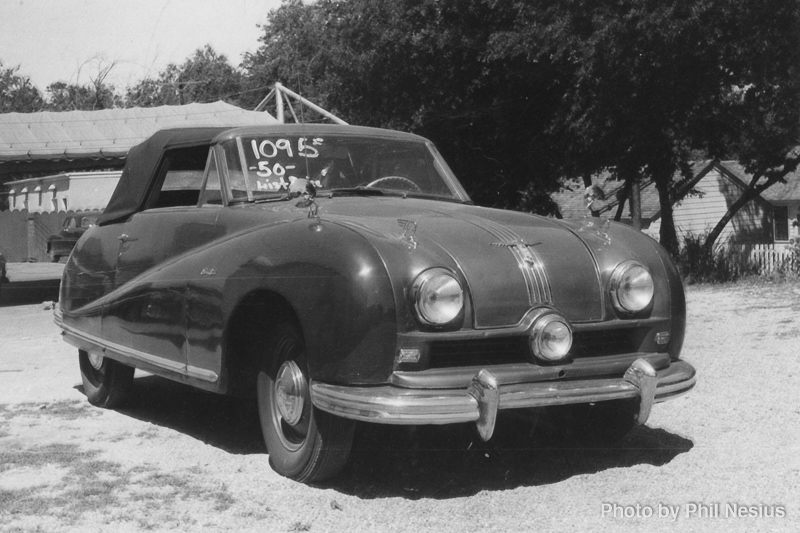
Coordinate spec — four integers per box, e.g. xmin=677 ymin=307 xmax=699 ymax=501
xmin=428 ymin=337 xmax=528 ymax=368
xmin=569 ymin=328 xmax=643 ymax=358
xmin=425 ymin=326 xmax=647 ymax=369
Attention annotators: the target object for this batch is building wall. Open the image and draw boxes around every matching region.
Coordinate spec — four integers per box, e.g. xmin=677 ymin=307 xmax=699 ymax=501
xmin=6 ymin=171 xmax=121 ymax=213
xmin=2 ymin=171 xmax=120 ymax=261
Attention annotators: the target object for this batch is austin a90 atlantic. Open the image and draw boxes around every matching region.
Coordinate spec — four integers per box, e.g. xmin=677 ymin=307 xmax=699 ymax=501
xmin=55 ymin=125 xmax=696 ymax=482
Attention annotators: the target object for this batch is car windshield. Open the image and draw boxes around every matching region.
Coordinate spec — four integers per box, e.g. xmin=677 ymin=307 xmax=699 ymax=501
xmin=218 ymin=134 xmax=467 ymax=203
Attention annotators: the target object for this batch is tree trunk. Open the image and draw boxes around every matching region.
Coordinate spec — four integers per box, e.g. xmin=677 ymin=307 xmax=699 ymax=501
xmin=654 ymin=170 xmax=679 ymax=257
xmin=614 ymin=180 xmax=629 ymax=222
xmin=704 ymin=182 xmax=767 ymax=251
xmin=630 ymin=180 xmax=642 ymax=230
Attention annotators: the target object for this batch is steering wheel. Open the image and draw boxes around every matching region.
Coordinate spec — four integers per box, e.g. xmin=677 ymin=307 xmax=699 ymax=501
xmin=365 ymin=176 xmax=422 ymax=193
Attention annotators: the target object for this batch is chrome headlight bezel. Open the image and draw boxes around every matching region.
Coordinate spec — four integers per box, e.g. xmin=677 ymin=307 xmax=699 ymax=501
xmin=610 ymin=260 xmax=655 ymax=314
xmin=529 ymin=312 xmax=573 ymax=362
xmin=411 ymin=268 xmax=465 ymax=327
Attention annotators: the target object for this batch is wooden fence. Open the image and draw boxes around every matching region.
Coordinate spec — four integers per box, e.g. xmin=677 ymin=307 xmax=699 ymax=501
xmin=727 ymin=243 xmax=799 ymax=275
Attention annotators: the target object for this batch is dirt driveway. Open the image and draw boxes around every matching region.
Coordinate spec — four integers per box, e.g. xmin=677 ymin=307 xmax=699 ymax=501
xmin=1 ymin=283 xmax=799 ymax=532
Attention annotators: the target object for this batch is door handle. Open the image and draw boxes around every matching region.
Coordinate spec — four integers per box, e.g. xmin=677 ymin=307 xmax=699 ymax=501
xmin=118 ymin=234 xmax=139 ymax=243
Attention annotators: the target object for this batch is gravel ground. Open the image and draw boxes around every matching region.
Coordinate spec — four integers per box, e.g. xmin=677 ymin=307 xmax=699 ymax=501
xmin=1 ymin=282 xmax=798 ymax=532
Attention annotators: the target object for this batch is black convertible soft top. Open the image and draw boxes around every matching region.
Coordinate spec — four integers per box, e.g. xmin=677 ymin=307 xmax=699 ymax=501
xmin=97 ymin=127 xmax=232 ymax=226
xmin=98 ymin=124 xmax=428 ymax=226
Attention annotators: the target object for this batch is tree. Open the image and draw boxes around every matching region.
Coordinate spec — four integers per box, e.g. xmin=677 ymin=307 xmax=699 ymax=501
xmin=45 ymin=62 xmax=120 ymax=111
xmin=0 ymin=60 xmax=44 ymax=112
xmin=125 ymin=45 xmax=246 ymax=107
xmin=243 ymin=0 xmax=800 ymax=244
xmin=242 ymin=0 xmax=569 ymax=209
xmin=698 ymin=0 xmax=800 ymax=250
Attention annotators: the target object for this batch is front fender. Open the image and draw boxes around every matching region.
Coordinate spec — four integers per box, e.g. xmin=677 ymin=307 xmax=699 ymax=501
xmin=185 ymin=218 xmax=397 ymax=386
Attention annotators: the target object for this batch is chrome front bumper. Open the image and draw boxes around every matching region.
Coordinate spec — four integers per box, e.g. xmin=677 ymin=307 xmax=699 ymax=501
xmin=310 ymin=358 xmax=696 ymax=441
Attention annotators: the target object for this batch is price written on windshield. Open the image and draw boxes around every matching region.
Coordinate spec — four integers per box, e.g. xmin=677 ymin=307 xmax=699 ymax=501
xmin=250 ymin=137 xmax=323 ymax=179
xmin=250 ymin=137 xmax=324 ymax=190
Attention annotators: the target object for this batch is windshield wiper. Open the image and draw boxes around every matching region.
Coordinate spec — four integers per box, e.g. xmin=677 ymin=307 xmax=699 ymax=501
xmin=328 ymin=187 xmax=386 ymax=198
xmin=228 ymin=195 xmax=289 ymax=205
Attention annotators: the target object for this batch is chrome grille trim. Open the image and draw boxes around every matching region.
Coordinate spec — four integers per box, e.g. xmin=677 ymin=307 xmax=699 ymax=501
xmin=480 ymin=220 xmax=553 ymax=305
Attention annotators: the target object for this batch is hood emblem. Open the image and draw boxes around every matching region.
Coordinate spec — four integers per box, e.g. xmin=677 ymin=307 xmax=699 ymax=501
xmin=491 ymin=239 xmax=542 ymax=264
xmin=491 ymin=238 xmax=552 ymax=304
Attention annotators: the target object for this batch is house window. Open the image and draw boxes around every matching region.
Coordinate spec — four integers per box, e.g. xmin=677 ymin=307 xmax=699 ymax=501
xmin=774 ymin=205 xmax=789 ymax=241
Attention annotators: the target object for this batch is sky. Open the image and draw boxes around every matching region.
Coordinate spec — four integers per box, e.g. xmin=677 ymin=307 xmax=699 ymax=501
xmin=0 ymin=0 xmax=284 ymax=91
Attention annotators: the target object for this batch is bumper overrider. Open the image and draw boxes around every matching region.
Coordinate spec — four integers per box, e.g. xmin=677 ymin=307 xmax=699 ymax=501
xmin=310 ymin=358 xmax=695 ymax=441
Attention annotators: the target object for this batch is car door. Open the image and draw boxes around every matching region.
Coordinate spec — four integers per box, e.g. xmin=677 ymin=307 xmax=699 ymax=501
xmin=101 ymin=144 xmax=215 ymax=376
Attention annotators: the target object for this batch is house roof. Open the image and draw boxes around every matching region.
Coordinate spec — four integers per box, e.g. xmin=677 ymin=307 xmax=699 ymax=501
xmin=0 ymin=102 xmax=278 ymax=165
xmin=759 ymin=168 xmax=800 ymax=202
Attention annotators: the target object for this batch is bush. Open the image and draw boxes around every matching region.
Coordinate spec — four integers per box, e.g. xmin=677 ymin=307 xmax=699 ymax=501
xmin=676 ymin=233 xmax=756 ymax=284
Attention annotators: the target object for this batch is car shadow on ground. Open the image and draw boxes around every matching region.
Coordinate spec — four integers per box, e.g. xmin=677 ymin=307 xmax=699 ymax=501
xmin=89 ymin=374 xmax=693 ymax=498
xmin=331 ymin=415 xmax=693 ymax=499
xmin=105 ymin=375 xmax=266 ymax=455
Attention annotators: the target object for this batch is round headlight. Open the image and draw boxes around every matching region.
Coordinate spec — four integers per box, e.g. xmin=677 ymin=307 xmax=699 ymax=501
xmin=413 ymin=269 xmax=464 ymax=326
xmin=610 ymin=261 xmax=654 ymax=313
xmin=531 ymin=313 xmax=572 ymax=362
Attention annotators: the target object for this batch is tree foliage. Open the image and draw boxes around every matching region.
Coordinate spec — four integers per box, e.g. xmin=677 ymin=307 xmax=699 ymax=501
xmin=242 ymin=0 xmax=800 ymax=253
xmin=242 ymin=0 xmax=569 ymax=209
xmin=2 ymin=1 xmax=798 ymax=254
xmin=125 ymin=45 xmax=246 ymax=107
xmin=0 ymin=60 xmax=44 ymax=113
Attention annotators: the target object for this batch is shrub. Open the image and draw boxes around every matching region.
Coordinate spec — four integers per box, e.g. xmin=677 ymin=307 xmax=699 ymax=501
xmin=676 ymin=233 xmax=755 ymax=284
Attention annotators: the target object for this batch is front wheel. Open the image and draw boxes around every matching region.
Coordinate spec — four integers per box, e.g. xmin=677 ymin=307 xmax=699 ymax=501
xmin=257 ymin=322 xmax=354 ymax=482
xmin=78 ymin=350 xmax=135 ymax=408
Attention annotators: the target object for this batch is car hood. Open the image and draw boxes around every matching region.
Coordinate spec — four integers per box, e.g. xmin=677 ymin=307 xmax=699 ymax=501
xmin=315 ymin=197 xmax=603 ymax=327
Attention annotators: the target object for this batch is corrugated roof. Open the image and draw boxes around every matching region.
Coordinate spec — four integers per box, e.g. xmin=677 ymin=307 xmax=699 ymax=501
xmin=0 ymin=102 xmax=278 ymax=163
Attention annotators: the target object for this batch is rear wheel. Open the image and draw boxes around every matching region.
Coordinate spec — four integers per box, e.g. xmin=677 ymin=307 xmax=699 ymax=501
xmin=78 ymin=350 xmax=135 ymax=408
xmin=257 ymin=322 xmax=354 ymax=482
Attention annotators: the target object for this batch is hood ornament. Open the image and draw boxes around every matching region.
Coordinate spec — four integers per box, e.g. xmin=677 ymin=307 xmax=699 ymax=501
xmin=581 ymin=184 xmax=611 ymax=244
xmin=578 ymin=217 xmax=611 ymax=245
xmin=289 ymin=178 xmax=318 ymax=218
xmin=397 ymin=219 xmax=418 ymax=250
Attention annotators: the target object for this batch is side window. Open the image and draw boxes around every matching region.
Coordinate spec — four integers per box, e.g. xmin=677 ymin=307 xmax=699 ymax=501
xmin=198 ymin=150 xmax=223 ymax=206
xmin=146 ymin=145 xmax=210 ymax=209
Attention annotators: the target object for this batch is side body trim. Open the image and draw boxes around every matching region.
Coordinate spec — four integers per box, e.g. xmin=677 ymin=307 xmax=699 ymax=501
xmin=57 ymin=311 xmax=218 ymax=383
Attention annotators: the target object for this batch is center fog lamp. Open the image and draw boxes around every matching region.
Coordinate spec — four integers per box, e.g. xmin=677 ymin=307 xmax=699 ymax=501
xmin=412 ymin=268 xmax=464 ymax=326
xmin=530 ymin=313 xmax=572 ymax=362
xmin=610 ymin=261 xmax=654 ymax=313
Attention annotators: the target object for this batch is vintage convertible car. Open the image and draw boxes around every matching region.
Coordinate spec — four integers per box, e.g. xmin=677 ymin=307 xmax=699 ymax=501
xmin=55 ymin=124 xmax=696 ymax=482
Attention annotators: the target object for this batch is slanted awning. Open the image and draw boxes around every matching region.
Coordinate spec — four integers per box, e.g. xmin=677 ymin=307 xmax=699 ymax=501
xmin=0 ymin=102 xmax=278 ymax=165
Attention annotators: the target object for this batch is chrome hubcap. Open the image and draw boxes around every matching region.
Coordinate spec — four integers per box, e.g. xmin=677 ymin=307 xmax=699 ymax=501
xmin=274 ymin=360 xmax=307 ymax=426
xmin=88 ymin=353 xmax=104 ymax=371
